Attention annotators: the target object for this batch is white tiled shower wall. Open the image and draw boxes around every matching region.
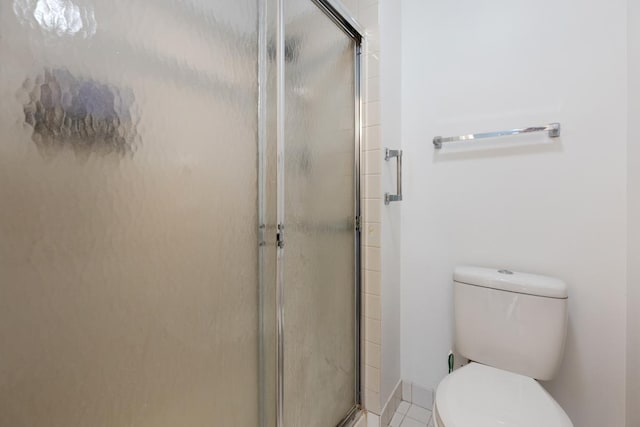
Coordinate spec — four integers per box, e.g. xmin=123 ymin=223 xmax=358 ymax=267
xmin=342 ymin=1 xmax=403 ymax=425
xmin=341 ymin=0 xmax=384 ymax=417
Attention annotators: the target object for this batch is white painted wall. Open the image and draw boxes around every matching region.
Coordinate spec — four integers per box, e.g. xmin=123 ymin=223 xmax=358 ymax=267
xmin=400 ymin=1 xmax=628 ymax=425
xmin=379 ymin=0 xmax=402 ymax=406
xmin=627 ymin=1 xmax=640 ymax=425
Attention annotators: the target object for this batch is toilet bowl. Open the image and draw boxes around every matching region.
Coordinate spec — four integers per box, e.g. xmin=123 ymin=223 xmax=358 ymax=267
xmin=433 ymin=266 xmax=573 ymax=427
xmin=432 ymin=362 xmax=572 ymax=427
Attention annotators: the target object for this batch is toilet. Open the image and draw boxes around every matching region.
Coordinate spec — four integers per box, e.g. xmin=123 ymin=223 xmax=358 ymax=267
xmin=433 ymin=266 xmax=573 ymax=427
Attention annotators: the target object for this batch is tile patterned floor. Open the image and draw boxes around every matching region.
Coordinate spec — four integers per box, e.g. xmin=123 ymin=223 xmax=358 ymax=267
xmin=388 ymin=400 xmax=434 ymax=427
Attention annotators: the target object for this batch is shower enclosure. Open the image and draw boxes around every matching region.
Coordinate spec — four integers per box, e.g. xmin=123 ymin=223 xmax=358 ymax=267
xmin=0 ymin=0 xmax=362 ymax=426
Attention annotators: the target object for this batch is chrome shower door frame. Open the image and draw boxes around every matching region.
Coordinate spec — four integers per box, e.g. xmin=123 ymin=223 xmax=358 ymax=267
xmin=269 ymin=0 xmax=364 ymax=426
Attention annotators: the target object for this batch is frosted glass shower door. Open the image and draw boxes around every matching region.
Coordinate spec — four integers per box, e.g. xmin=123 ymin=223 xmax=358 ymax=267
xmin=0 ymin=1 xmax=261 ymax=426
xmin=283 ymin=1 xmax=359 ymax=426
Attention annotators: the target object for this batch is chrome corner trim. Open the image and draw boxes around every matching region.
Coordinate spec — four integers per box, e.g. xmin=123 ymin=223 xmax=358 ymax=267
xmin=257 ymin=0 xmax=268 ymax=425
xmin=275 ymin=1 xmax=286 ymax=426
xmin=337 ymin=406 xmax=363 ymax=427
xmin=353 ymin=29 xmax=363 ymax=408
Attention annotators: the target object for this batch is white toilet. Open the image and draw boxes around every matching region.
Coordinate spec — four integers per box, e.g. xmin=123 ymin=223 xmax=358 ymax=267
xmin=433 ymin=266 xmax=573 ymax=427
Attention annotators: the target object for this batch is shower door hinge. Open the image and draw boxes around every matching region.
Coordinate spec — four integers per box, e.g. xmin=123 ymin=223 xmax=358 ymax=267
xmin=355 ymin=216 xmax=361 ymax=232
xmin=276 ymin=223 xmax=285 ymax=248
xmin=258 ymin=224 xmax=266 ymax=247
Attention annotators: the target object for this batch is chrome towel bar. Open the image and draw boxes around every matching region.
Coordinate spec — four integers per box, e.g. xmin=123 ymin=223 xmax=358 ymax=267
xmin=433 ymin=122 xmax=561 ymax=149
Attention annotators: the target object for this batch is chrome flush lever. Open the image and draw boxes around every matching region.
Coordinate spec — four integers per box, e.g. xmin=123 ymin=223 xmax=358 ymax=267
xmin=384 ymin=148 xmax=402 ymax=205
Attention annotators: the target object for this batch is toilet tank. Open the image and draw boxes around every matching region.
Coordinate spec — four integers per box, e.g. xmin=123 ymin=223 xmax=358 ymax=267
xmin=454 ymin=266 xmax=568 ymax=381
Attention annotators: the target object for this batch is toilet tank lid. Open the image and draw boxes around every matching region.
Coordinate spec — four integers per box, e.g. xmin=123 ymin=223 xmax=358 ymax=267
xmin=454 ymin=266 xmax=568 ymax=299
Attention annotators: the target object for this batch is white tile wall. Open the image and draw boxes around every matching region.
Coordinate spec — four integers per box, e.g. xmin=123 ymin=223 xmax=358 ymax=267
xmin=366 ymin=53 xmax=380 ymax=78
xmin=342 ymin=0 xmax=382 ymax=417
xmin=364 ymin=150 xmax=382 ymax=174
xmin=363 ymin=125 xmax=381 ymax=151
xmin=365 ymin=389 xmax=381 ymax=414
xmin=366 ymin=77 xmax=381 ymax=102
xmin=363 ymin=198 xmax=381 ymax=223
xmin=359 ymin=4 xmax=379 ymax=28
xmin=367 ymin=413 xmax=381 ymax=427
xmin=366 ymin=366 xmax=381 ymax=392
xmin=365 ymin=294 xmax=381 ymax=320
xmin=365 ymin=341 xmax=381 ymax=369
xmin=363 ymin=222 xmax=382 ymax=248
xmin=363 ymin=174 xmax=382 ymax=199
xmin=364 ymin=246 xmax=381 ymax=272
xmin=364 ymin=269 xmax=381 ymax=295
xmin=360 ymin=0 xmax=377 ymax=8
xmin=361 ymin=1 xmax=382 ymax=416
xmin=365 ymin=317 xmax=381 ymax=344
xmin=364 ymin=102 xmax=381 ymax=128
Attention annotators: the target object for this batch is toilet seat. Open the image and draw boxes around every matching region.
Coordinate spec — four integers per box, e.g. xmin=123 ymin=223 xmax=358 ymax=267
xmin=434 ymin=362 xmax=573 ymax=427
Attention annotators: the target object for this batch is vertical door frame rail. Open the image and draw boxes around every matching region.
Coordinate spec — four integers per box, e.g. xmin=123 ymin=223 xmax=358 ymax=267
xmin=273 ymin=1 xmax=364 ymax=426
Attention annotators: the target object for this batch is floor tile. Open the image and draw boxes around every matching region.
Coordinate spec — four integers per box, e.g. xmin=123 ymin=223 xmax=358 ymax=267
xmin=406 ymin=405 xmax=431 ymax=424
xmin=400 ymin=417 xmax=426 ymax=427
xmin=367 ymin=413 xmax=380 ymax=427
xmin=397 ymin=401 xmax=410 ymax=414
xmin=390 ymin=411 xmax=404 ymax=427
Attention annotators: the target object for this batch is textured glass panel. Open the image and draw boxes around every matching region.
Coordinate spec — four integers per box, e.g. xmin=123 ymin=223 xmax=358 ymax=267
xmin=283 ymin=2 xmax=357 ymax=426
xmin=0 ymin=1 xmax=259 ymax=426
xmin=259 ymin=0 xmax=279 ymax=426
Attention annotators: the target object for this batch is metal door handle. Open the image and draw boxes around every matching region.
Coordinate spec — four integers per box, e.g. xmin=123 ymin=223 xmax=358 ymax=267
xmin=384 ymin=148 xmax=402 ymax=205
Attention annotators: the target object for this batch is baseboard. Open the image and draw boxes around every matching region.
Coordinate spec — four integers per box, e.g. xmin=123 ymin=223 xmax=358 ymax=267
xmin=371 ymin=380 xmax=436 ymax=426
xmin=380 ymin=380 xmax=402 ymax=427
xmin=401 ymin=380 xmax=434 ymax=410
